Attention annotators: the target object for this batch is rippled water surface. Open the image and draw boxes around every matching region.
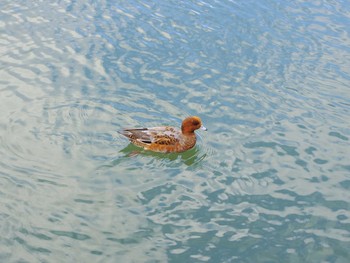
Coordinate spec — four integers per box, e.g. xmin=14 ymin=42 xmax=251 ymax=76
xmin=1 ymin=0 xmax=350 ymax=262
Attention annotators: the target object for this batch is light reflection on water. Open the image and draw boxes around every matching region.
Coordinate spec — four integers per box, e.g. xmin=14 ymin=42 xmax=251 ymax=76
xmin=1 ymin=0 xmax=350 ymax=262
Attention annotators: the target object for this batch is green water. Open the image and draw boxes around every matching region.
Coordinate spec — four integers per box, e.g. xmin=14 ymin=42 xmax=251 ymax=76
xmin=1 ymin=0 xmax=349 ymax=262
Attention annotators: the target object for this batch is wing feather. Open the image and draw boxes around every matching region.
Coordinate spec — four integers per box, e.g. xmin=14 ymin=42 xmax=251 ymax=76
xmin=120 ymin=126 xmax=181 ymax=146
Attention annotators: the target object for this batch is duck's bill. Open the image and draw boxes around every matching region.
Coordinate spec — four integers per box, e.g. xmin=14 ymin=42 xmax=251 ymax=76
xmin=200 ymin=125 xmax=207 ymax=131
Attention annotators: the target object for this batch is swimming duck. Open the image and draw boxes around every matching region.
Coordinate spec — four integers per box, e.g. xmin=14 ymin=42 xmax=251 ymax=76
xmin=119 ymin=116 xmax=207 ymax=153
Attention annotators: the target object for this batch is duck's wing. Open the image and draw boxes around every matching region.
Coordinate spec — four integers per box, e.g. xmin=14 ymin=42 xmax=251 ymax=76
xmin=118 ymin=128 xmax=152 ymax=143
xmin=119 ymin=126 xmax=180 ymax=145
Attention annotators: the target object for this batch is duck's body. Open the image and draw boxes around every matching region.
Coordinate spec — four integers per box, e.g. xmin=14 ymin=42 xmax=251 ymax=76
xmin=119 ymin=116 xmax=206 ymax=153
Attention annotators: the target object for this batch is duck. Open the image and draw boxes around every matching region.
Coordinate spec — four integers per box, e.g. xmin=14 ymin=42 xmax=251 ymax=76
xmin=118 ymin=116 xmax=207 ymax=153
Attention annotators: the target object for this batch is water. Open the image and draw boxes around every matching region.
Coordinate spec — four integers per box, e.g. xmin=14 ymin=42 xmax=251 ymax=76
xmin=1 ymin=0 xmax=350 ymax=262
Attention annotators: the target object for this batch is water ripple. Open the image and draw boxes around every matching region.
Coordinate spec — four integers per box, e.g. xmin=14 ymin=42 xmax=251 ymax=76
xmin=1 ymin=0 xmax=350 ymax=262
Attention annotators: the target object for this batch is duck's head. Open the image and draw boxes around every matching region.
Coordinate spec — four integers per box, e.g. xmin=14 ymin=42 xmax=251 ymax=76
xmin=181 ymin=116 xmax=207 ymax=134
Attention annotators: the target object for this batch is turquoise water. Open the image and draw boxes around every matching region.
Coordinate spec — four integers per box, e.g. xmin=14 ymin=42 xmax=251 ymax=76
xmin=1 ymin=0 xmax=350 ymax=262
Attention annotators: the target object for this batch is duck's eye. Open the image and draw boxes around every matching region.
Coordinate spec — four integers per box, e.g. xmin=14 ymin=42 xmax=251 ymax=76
xmin=192 ymin=120 xmax=200 ymax=126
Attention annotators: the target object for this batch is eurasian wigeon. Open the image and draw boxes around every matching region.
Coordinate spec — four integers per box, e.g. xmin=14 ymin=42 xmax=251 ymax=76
xmin=119 ymin=116 xmax=207 ymax=153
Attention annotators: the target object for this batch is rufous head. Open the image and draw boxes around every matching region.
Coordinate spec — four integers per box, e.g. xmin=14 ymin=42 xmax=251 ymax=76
xmin=181 ymin=116 xmax=207 ymax=134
